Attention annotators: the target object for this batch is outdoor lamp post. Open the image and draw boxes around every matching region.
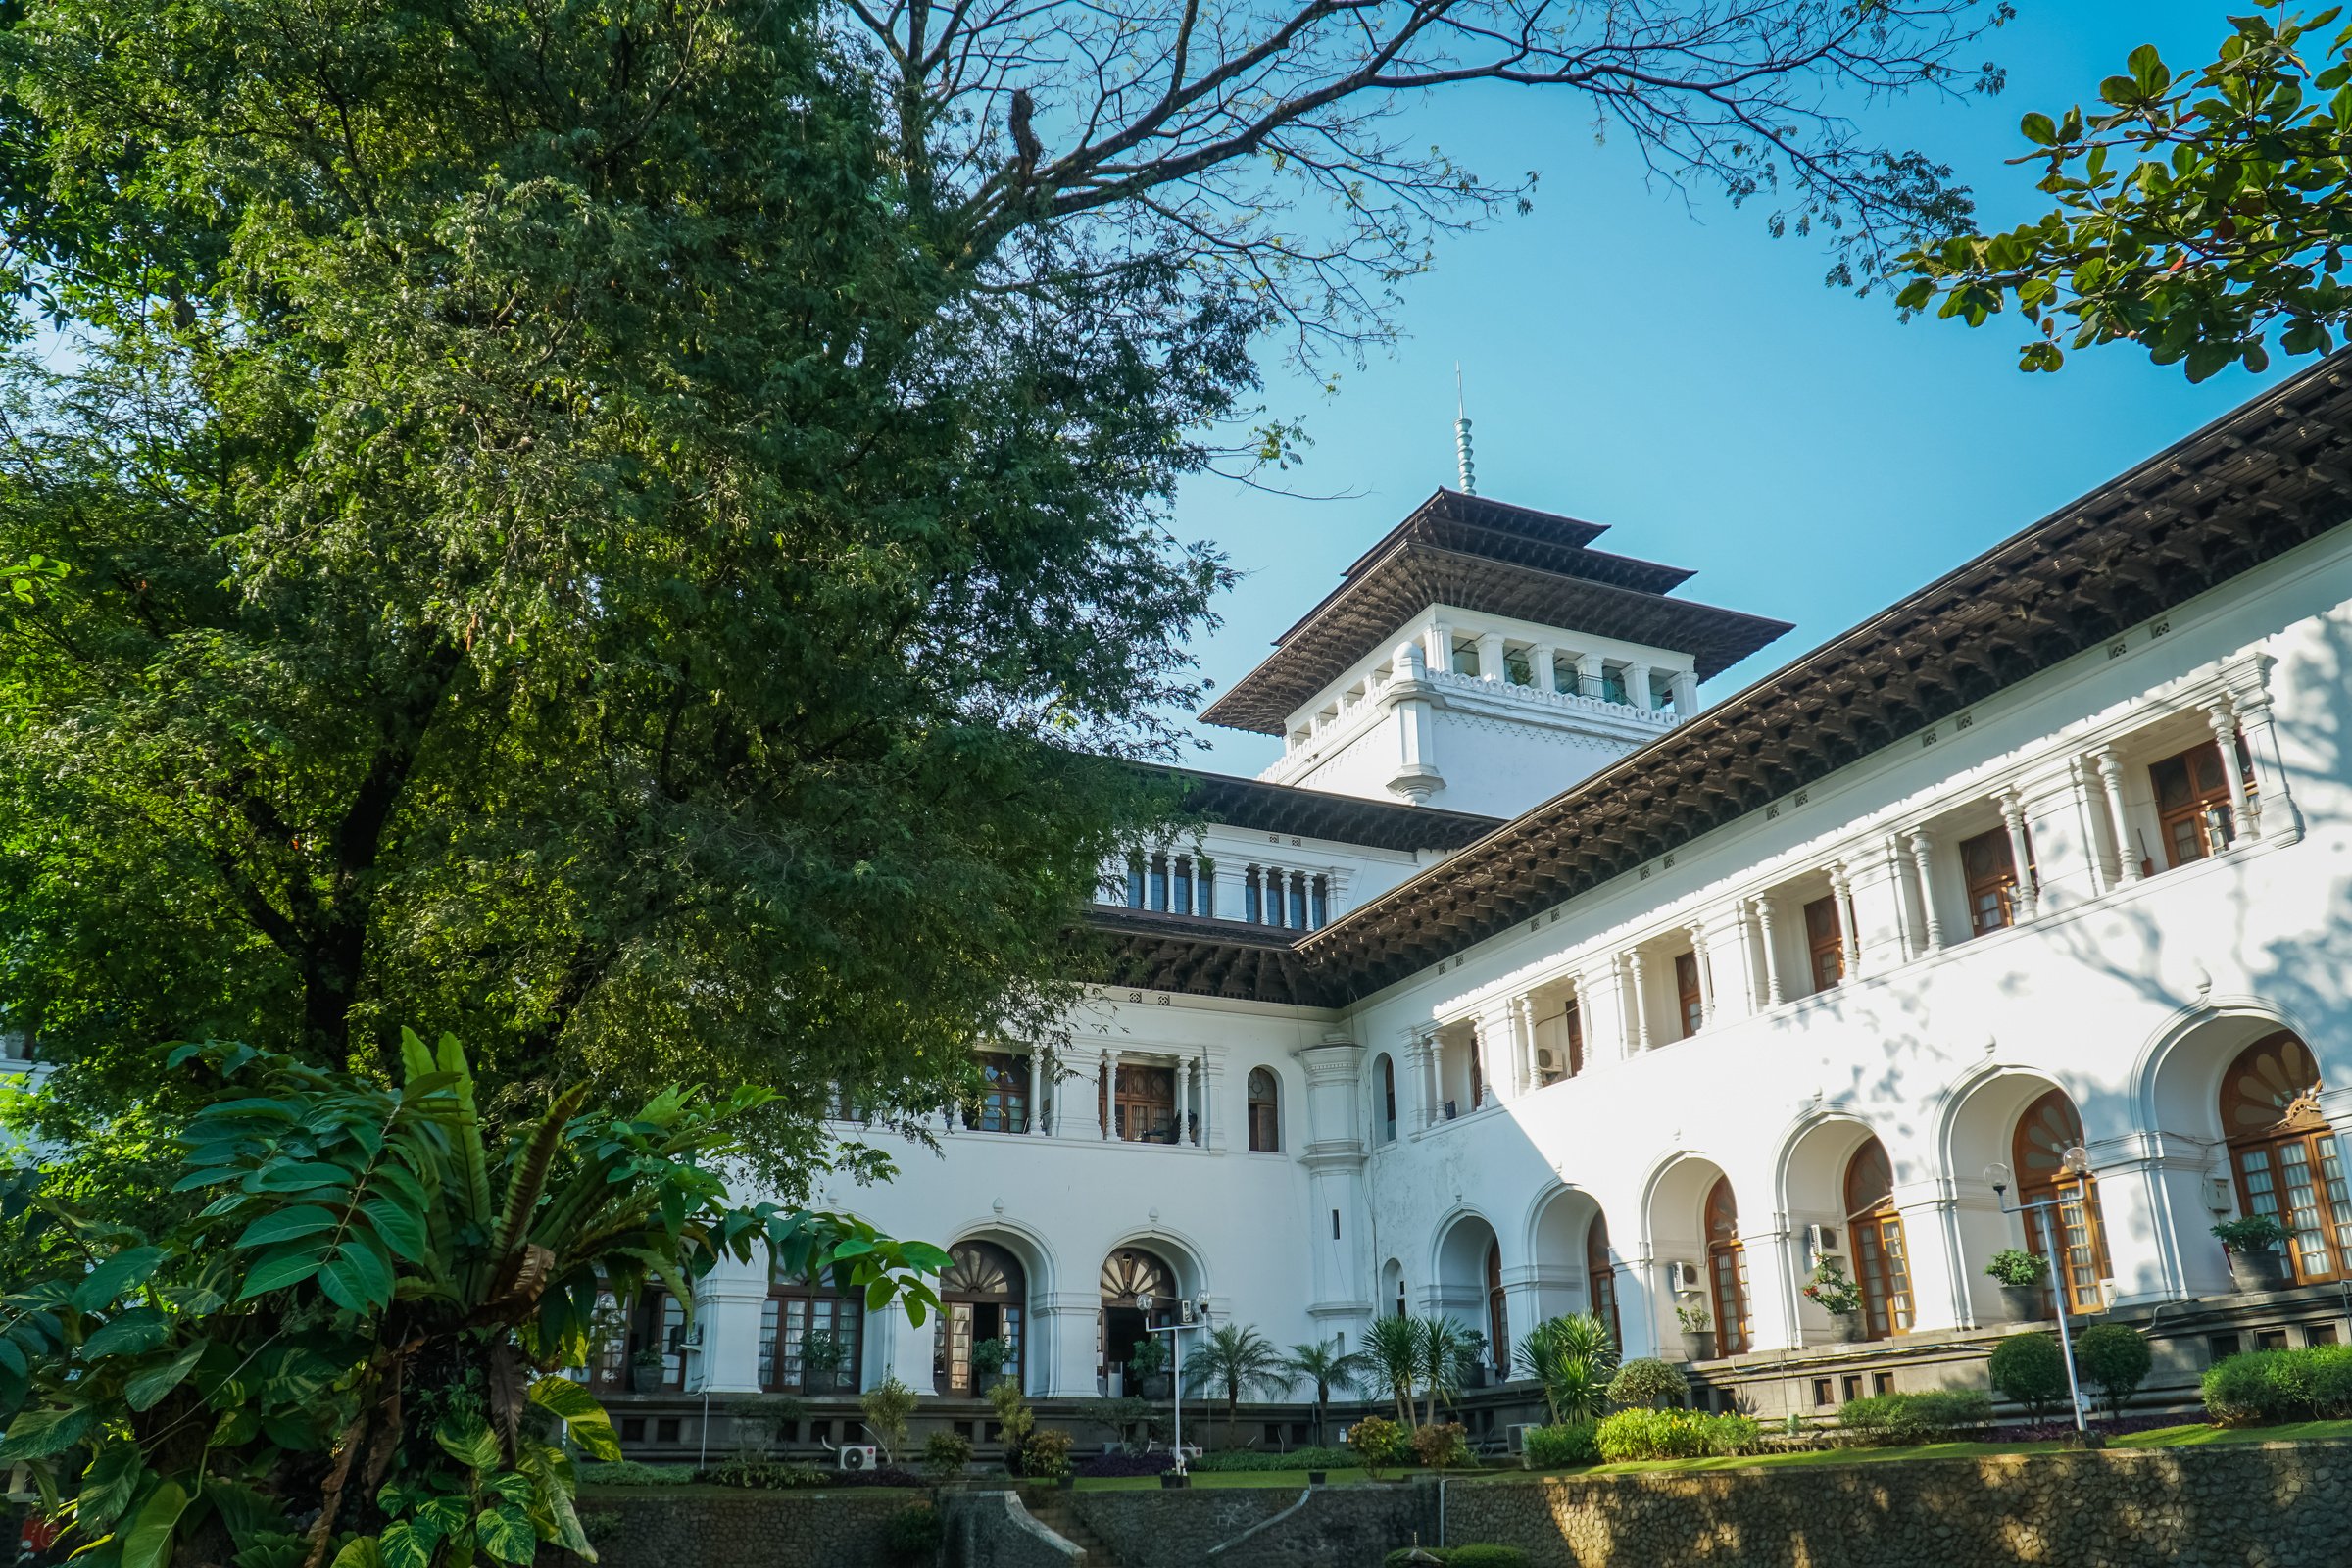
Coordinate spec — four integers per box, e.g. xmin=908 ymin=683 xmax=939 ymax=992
xmin=1141 ymin=1294 xmax=1210 ymax=1478
xmin=1985 ymin=1155 xmax=2092 ymax=1443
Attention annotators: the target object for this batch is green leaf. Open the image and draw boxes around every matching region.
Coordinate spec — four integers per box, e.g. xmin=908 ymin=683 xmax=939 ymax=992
xmin=238 ymin=1246 xmax=331 ymax=1299
xmin=0 ymin=1401 xmax=94 ymax=1460
xmin=82 ymin=1307 xmax=171 ymax=1359
xmin=121 ymin=1479 xmax=190 ymax=1568
xmin=123 ymin=1342 xmax=206 ymax=1411
xmin=318 ymin=1240 xmax=395 ymax=1313
xmin=2020 ymin=111 xmax=2058 ymax=146
xmin=436 ymin=1416 xmax=503 ymax=1472
xmin=79 ymin=1441 xmax=147 ymax=1529
xmin=234 ymin=1204 xmax=344 ymax=1250
xmin=330 ymin=1537 xmax=386 ymax=1568
xmin=528 ymin=1377 xmax=619 ymax=1460
xmin=72 ymin=1247 xmax=165 ymax=1312
xmin=251 ymin=1162 xmax=355 ymax=1195
xmin=357 ymin=1196 xmax=429 ymax=1264
xmin=378 ymin=1521 xmax=434 ymax=1568
xmin=474 ymin=1503 xmax=541 ymax=1564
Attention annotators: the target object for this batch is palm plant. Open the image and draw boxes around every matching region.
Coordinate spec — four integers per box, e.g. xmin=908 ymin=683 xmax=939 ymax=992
xmin=1363 ymin=1313 xmax=1423 ymax=1425
xmin=1282 ymin=1337 xmax=1372 ymax=1445
xmin=1514 ymin=1313 xmax=1619 ymax=1425
xmin=1413 ymin=1315 xmax=1482 ymax=1427
xmin=1185 ymin=1323 xmax=1296 ymax=1445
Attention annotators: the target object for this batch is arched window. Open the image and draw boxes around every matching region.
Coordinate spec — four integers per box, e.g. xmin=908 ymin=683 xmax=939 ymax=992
xmin=2222 ymin=1033 xmax=2352 ymax=1283
xmin=1585 ymin=1215 xmax=1621 ymax=1349
xmin=934 ymin=1241 xmax=1027 ymax=1395
xmin=1099 ymin=1249 xmax=1177 ymax=1391
xmin=2011 ymin=1088 xmax=2111 ymax=1314
xmin=1843 ymin=1137 xmax=1913 ymax=1340
xmin=1704 ymin=1177 xmax=1751 ymax=1356
xmin=1484 ymin=1242 xmax=1509 ymax=1363
xmin=760 ymin=1272 xmax=865 ymax=1395
xmin=1376 ymin=1054 xmax=1397 ymax=1144
xmin=1247 ymin=1068 xmax=1281 ymax=1152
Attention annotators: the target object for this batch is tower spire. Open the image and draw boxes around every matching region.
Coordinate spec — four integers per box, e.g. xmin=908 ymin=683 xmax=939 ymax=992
xmin=1453 ymin=363 xmax=1477 ymax=495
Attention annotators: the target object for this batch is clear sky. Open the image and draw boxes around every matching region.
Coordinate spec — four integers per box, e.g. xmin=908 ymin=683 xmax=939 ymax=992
xmin=1170 ymin=2 xmax=2291 ymax=778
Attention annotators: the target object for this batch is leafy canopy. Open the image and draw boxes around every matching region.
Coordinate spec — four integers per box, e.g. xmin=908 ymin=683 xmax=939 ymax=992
xmin=1899 ymin=2 xmax=2352 ymax=379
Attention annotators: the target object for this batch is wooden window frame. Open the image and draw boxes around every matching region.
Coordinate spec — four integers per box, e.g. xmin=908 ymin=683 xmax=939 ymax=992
xmin=2011 ymin=1089 xmax=2112 ymax=1315
xmin=1803 ymin=895 xmax=1844 ymax=992
xmin=760 ymin=1282 xmax=865 ymax=1396
xmin=2222 ymin=1033 xmax=2352 ymax=1285
xmin=1843 ymin=1138 xmax=1914 ymax=1341
xmin=964 ymin=1052 xmax=1030 ymax=1134
xmin=1704 ymin=1177 xmax=1752 ymax=1356
xmin=2150 ymin=737 xmax=2254 ymax=870
xmin=1958 ymin=827 xmax=2020 ymax=938
xmin=1673 ymin=952 xmax=1703 ymax=1040
xmin=1586 ymin=1215 xmax=1621 ymax=1349
xmin=1247 ymin=1067 xmax=1281 ymax=1152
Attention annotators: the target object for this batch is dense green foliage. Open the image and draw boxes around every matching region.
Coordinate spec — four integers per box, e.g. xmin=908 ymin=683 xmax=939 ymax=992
xmin=1987 ymin=1333 xmax=2070 ymax=1420
xmin=2073 ymin=1324 xmax=2154 ymax=1418
xmin=2202 ymin=1344 xmax=2352 ymax=1423
xmin=1520 ymin=1421 xmax=1602 ymax=1469
xmin=1186 ymin=1446 xmax=1354 ymax=1474
xmin=1346 ymin=1416 xmax=1408 ymax=1478
xmin=1409 ymin=1421 xmax=1471 ymax=1471
xmin=1280 ymin=1339 xmax=1370 ymax=1446
xmin=0 ymin=1034 xmax=941 ymax=1567
xmin=1604 ymin=1358 xmax=1691 ymax=1411
xmin=1515 ymin=1314 xmax=1618 ymax=1427
xmin=1899 ymin=2 xmax=2352 ymax=380
xmin=1184 ymin=1324 xmax=1296 ymax=1445
xmin=1382 ymin=1547 xmax=1528 ymax=1568
xmin=0 ymin=0 xmax=1243 ymax=1171
xmin=1592 ymin=1409 xmax=1762 ymax=1462
xmin=884 ymin=1501 xmax=943 ymax=1567
xmin=571 ymin=1464 xmax=697 ymax=1490
xmin=1834 ymin=1391 xmax=1995 ymax=1446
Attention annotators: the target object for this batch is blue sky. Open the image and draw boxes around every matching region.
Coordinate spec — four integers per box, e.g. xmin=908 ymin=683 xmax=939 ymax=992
xmin=1171 ymin=2 xmax=2290 ymax=777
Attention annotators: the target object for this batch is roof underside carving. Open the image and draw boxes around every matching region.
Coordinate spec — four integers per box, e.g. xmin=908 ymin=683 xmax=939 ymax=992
xmin=1200 ymin=490 xmax=1792 ymax=734
xmin=1094 ymin=355 xmax=2352 ymax=1005
xmin=1162 ymin=766 xmax=1502 ymax=851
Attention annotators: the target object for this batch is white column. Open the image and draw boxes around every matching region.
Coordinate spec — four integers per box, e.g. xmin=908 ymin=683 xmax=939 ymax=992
xmin=1028 ymin=1051 xmax=1046 ymax=1135
xmin=1478 ymin=630 xmax=1507 ymax=682
xmin=1100 ymin=1051 xmax=1118 ymax=1140
xmin=1905 ymin=831 xmax=1945 ymax=952
xmin=1201 ymin=1054 xmax=1223 ymax=1151
xmin=1177 ymin=1056 xmax=1195 ymax=1146
xmin=1687 ymin=925 xmax=1716 ymax=1026
xmin=1751 ymin=897 xmax=1785 ymax=1006
xmin=1576 ymin=652 xmax=1604 ymax=700
xmin=1709 ymin=906 xmax=1758 ymax=1021
xmin=2067 ymin=756 xmax=2112 ymax=897
xmin=1892 ymin=1183 xmax=1969 ymax=1335
xmin=2229 ymin=683 xmax=2302 ymax=842
xmin=1407 ymin=1031 xmax=1438 ymax=1128
xmin=2095 ymin=747 xmax=2144 ymax=883
xmin=1624 ymin=661 xmax=1655 ymax=710
xmin=1424 ymin=621 xmax=1451 ymax=674
xmin=1998 ymin=789 xmax=2039 ymax=921
xmin=1670 ymin=671 xmax=1699 ymax=714
xmin=691 ymin=1252 xmax=771 ymax=1394
xmin=2209 ymin=702 xmax=2254 ymax=848
xmin=1625 ymin=951 xmax=1652 ymax=1053
xmin=1830 ymin=863 xmax=1861 ymax=977
xmin=1532 ymin=643 xmax=1559 ymax=696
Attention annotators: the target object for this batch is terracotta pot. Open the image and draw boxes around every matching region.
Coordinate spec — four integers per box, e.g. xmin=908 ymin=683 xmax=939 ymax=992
xmin=1998 ymin=1283 xmax=2044 ymax=1323
xmin=2228 ymin=1248 xmax=2292 ymax=1293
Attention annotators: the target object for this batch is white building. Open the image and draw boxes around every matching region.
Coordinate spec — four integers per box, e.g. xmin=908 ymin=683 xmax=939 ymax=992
xmin=615 ymin=359 xmax=2352 ymax=1444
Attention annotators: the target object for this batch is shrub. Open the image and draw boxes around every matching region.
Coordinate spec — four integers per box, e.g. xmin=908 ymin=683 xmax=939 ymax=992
xmin=1347 ymin=1415 xmax=1408 ymax=1477
xmin=1835 ymin=1391 xmax=1994 ymax=1446
xmin=921 ymin=1430 xmax=973 ymax=1482
xmin=1411 ymin=1422 xmax=1471 ymax=1471
xmin=1983 ymin=1250 xmax=2047 ymax=1287
xmin=988 ymin=1379 xmax=1035 ymax=1472
xmin=1987 ymin=1332 xmax=2068 ymax=1420
xmin=575 ymin=1460 xmax=697 ymax=1487
xmin=1445 ymin=1548 xmax=1529 ymax=1568
xmin=1520 ymin=1421 xmax=1599 ymax=1468
xmin=698 ymin=1460 xmax=922 ymax=1490
xmin=1074 ymin=1451 xmax=1177 ymax=1477
xmin=886 ymin=1503 xmax=944 ymax=1568
xmin=1593 ymin=1408 xmax=1759 ymax=1462
xmin=2074 ymin=1324 xmax=2153 ymax=1418
xmin=1605 ymin=1358 xmax=1690 ymax=1410
xmin=861 ymin=1375 xmax=919 ymax=1464
xmin=2212 ymin=1213 xmax=2289 ymax=1251
xmin=1021 ymin=1428 xmax=1075 ymax=1480
xmin=2202 ymin=1345 xmax=2352 ymax=1425
xmin=1188 ymin=1446 xmax=1355 ymax=1473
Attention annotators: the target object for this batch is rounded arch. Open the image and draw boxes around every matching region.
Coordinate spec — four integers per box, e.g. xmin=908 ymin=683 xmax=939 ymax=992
xmin=1102 ymin=1226 xmax=1212 ymax=1301
xmin=1772 ymin=1107 xmax=1880 ymax=1219
xmin=1247 ymin=1065 xmax=1282 ymax=1152
xmin=1370 ymin=1053 xmax=1400 ymax=1145
xmin=1525 ymin=1182 xmax=1613 ymax=1346
xmin=1430 ymin=1207 xmax=1506 ymax=1363
xmin=1379 ymin=1257 xmax=1407 ymax=1318
xmin=2135 ymin=996 xmax=2317 ymax=1137
xmin=935 ymin=1230 xmax=1042 ymax=1395
xmin=1641 ymin=1152 xmax=1748 ymax=1356
xmin=2216 ymin=1032 xmax=2352 ymax=1284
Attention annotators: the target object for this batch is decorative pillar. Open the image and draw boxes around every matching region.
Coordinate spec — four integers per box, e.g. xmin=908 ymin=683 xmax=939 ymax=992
xmin=1891 ymin=1181 xmax=1969 ymax=1335
xmin=2066 ymin=756 xmax=2111 ymax=897
xmin=1905 ymin=831 xmax=1945 ymax=952
xmin=2209 ymin=702 xmax=2254 ymax=849
xmin=1751 ymin=896 xmax=1785 ymax=1006
xmin=691 ymin=1251 xmax=772 ymax=1394
xmin=2095 ymin=747 xmax=2144 ymax=883
xmin=1100 ymin=1051 xmax=1118 ymax=1141
xmin=1829 ymin=863 xmax=1862 ymax=977
xmin=1532 ymin=644 xmax=1559 ymax=696
xmin=1670 ymin=671 xmax=1699 ymax=714
xmin=1478 ymin=630 xmax=1507 ymax=682
xmin=1687 ymin=925 xmax=1716 ymax=1026
xmin=1424 ymin=621 xmax=1452 ymax=674
xmin=1177 ymin=1056 xmax=1196 ymax=1146
xmin=1576 ymin=652 xmax=1604 ymax=700
xmin=1625 ymin=951 xmax=1653 ymax=1053
xmin=1509 ymin=996 xmax=1537 ymax=1097
xmin=1298 ymin=1036 xmax=1373 ymax=1331
xmin=1200 ymin=1054 xmax=1224 ymax=1152
xmin=1405 ymin=1030 xmax=1437 ymax=1130
xmin=1028 ymin=1051 xmax=1046 ymax=1136
xmin=2227 ymin=680 xmax=2302 ymax=842
xmin=1624 ymin=662 xmax=1654 ymax=710
xmin=1707 ymin=906 xmax=1758 ymax=1021
xmin=1998 ymin=789 xmax=2040 ymax=921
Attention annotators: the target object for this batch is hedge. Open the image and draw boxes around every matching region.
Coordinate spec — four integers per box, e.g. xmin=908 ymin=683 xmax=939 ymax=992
xmin=1188 ymin=1446 xmax=1356 ymax=1473
xmin=1835 ymin=1390 xmax=1994 ymax=1446
xmin=1520 ymin=1422 xmax=1599 ymax=1468
xmin=1592 ymin=1408 xmax=1760 ymax=1462
xmin=2203 ymin=1345 xmax=2352 ymax=1424
xmin=575 ymin=1461 xmax=700 ymax=1486
xmin=1383 ymin=1547 xmax=1528 ymax=1568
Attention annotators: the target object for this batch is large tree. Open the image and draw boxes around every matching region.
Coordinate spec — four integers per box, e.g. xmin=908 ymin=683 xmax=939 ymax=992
xmin=0 ymin=0 xmax=2015 ymax=1173
xmin=1898 ymin=1 xmax=2352 ymax=380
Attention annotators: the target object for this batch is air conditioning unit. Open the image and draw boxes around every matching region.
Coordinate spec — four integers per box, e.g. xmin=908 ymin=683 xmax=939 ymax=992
xmin=839 ymin=1446 xmax=880 ymax=1472
xmin=1805 ymin=1223 xmax=1840 ymax=1258
xmin=1504 ymin=1423 xmax=1541 ymax=1455
xmin=1535 ymin=1048 xmax=1559 ymax=1071
xmin=1667 ymin=1260 xmax=1704 ymax=1293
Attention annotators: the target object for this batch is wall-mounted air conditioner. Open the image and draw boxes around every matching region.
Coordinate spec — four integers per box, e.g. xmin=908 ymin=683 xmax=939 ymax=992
xmin=1667 ymin=1260 xmax=1703 ymax=1292
xmin=1535 ymin=1048 xmax=1559 ymax=1071
xmin=839 ymin=1446 xmax=880 ymax=1472
xmin=1504 ymin=1423 xmax=1542 ymax=1455
xmin=1805 ymin=1223 xmax=1840 ymax=1258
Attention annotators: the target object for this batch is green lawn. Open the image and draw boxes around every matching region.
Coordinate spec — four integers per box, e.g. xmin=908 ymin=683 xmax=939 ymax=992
xmin=1072 ymin=1468 xmax=1374 ymax=1492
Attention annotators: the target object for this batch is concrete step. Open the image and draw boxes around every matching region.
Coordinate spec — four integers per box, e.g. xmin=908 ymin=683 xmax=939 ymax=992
xmin=1021 ymin=1492 xmax=1124 ymax=1568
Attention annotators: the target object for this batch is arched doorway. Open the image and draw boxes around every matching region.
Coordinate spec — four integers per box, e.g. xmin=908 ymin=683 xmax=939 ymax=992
xmin=935 ymin=1240 xmax=1026 ymax=1395
xmin=2011 ymin=1088 xmax=2111 ymax=1313
xmin=1844 ymin=1137 xmax=1913 ymax=1340
xmin=1586 ymin=1214 xmax=1621 ymax=1348
xmin=1099 ymin=1247 xmax=1178 ymax=1391
xmin=1704 ymin=1176 xmax=1752 ymax=1355
xmin=2222 ymin=1033 xmax=2352 ymax=1283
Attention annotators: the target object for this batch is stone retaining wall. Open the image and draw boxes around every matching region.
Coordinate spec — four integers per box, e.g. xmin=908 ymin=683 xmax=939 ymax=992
xmin=944 ymin=1491 xmax=1083 ymax=1568
xmin=571 ymin=1487 xmax=920 ymax=1568
xmin=1071 ymin=1487 xmax=1301 ymax=1568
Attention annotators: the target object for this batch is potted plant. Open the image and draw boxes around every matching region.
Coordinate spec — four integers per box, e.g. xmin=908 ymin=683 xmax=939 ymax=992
xmin=630 ymin=1347 xmax=668 ymax=1394
xmin=1801 ymin=1257 xmax=1865 ymax=1341
xmin=1127 ymin=1335 xmax=1171 ymax=1398
xmin=801 ymin=1328 xmax=847 ymax=1393
xmin=970 ymin=1336 xmax=1012 ymax=1390
xmin=2213 ymin=1214 xmax=2293 ymax=1292
xmin=1674 ymin=1300 xmax=1716 ymax=1362
xmin=1984 ymin=1249 xmax=2049 ymax=1323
